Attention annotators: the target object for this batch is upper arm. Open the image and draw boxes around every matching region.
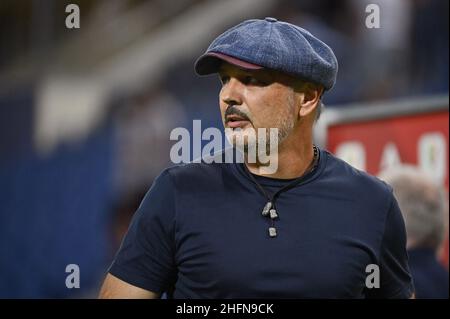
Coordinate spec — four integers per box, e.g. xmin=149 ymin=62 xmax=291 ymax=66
xmin=106 ymin=169 xmax=178 ymax=295
xmin=366 ymin=195 xmax=415 ymax=298
xmin=99 ymin=273 xmax=160 ymax=299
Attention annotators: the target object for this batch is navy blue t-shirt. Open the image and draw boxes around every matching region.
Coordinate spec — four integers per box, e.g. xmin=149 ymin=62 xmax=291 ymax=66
xmin=109 ymin=148 xmax=414 ymax=298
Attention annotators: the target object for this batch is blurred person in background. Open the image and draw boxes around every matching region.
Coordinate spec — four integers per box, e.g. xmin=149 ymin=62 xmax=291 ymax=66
xmin=379 ymin=165 xmax=449 ymax=299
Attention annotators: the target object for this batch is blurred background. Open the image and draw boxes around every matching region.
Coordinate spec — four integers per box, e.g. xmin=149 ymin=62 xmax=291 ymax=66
xmin=0 ymin=0 xmax=448 ymax=298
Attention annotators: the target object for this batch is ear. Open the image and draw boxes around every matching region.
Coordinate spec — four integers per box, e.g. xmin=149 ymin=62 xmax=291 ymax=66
xmin=298 ymin=84 xmax=324 ymax=118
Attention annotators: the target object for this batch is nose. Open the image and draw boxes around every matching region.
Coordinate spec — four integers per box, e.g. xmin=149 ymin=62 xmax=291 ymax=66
xmin=221 ymin=77 xmax=244 ymax=107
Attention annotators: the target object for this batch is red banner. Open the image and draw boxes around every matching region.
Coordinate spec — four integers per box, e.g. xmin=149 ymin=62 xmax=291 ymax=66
xmin=327 ymin=109 xmax=449 ymax=266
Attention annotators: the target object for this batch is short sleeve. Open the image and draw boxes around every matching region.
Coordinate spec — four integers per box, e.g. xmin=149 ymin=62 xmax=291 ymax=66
xmin=108 ymin=169 xmax=177 ymax=294
xmin=366 ymin=194 xmax=415 ymax=298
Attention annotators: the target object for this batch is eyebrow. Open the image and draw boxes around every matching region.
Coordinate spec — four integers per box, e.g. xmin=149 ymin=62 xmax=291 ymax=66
xmin=218 ymin=66 xmax=275 ymax=81
xmin=218 ymin=63 xmax=260 ymax=74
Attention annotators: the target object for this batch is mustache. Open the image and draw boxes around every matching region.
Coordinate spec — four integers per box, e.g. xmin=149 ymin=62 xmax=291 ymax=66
xmin=224 ymin=106 xmax=251 ymax=123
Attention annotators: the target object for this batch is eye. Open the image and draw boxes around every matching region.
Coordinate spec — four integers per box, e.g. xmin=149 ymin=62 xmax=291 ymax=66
xmin=242 ymin=75 xmax=267 ymax=86
xmin=219 ymin=75 xmax=230 ymax=85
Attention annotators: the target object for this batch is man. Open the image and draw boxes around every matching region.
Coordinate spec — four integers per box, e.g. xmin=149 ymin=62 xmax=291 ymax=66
xmin=100 ymin=18 xmax=414 ymax=298
xmin=379 ymin=166 xmax=449 ymax=299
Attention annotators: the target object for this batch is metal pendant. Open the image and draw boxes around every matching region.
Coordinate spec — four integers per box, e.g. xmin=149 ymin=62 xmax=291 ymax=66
xmin=269 ymin=209 xmax=278 ymax=219
xmin=262 ymin=201 xmax=272 ymax=216
xmin=268 ymin=227 xmax=277 ymax=238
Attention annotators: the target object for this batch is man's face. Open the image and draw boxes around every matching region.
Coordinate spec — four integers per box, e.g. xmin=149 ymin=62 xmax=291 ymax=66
xmin=218 ymin=63 xmax=300 ymax=154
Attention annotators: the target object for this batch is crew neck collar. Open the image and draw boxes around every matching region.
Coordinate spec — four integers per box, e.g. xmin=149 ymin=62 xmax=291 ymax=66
xmin=233 ymin=146 xmax=327 ymax=187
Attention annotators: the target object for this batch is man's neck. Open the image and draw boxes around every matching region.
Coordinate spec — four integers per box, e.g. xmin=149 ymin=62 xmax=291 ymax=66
xmin=245 ymin=139 xmax=315 ymax=179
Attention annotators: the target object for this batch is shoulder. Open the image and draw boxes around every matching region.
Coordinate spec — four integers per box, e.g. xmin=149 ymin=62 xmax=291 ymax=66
xmin=321 ymin=149 xmax=394 ymax=205
xmin=161 ymin=149 xmax=233 ymax=190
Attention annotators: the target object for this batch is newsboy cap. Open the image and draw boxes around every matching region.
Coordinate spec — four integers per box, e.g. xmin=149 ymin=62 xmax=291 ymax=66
xmin=195 ymin=17 xmax=338 ymax=90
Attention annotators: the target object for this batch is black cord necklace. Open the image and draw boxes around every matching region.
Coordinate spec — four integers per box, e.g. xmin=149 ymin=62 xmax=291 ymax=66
xmin=243 ymin=145 xmax=319 ymax=238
